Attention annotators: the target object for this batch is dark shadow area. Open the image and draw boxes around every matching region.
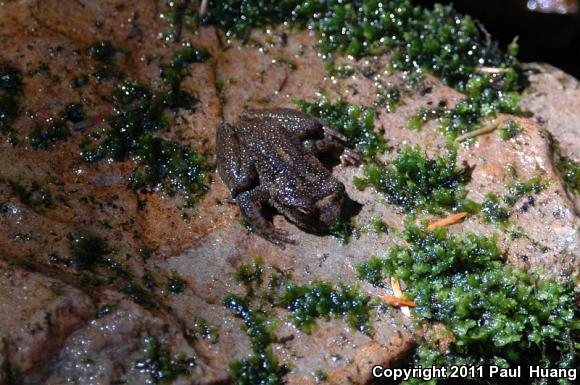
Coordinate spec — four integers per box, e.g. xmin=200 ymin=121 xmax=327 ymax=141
xmin=341 ymin=192 xmax=364 ymax=219
xmin=416 ymin=0 xmax=580 ymax=78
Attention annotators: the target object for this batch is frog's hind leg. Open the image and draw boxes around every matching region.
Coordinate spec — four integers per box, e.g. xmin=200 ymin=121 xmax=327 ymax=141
xmin=237 ymin=186 xmax=296 ymax=247
xmin=216 ymin=123 xmax=258 ymax=197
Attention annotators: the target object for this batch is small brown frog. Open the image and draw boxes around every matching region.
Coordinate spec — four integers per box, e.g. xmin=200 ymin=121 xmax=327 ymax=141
xmin=216 ymin=109 xmax=358 ymax=246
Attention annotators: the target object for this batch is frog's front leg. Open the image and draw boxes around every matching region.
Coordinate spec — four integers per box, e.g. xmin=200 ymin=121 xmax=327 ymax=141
xmin=216 ymin=123 xmax=258 ymax=196
xmin=303 ymin=129 xmax=364 ymax=165
xmin=237 ymin=186 xmax=296 ymax=247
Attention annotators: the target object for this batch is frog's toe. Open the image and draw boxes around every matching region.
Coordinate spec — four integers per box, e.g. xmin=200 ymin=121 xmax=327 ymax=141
xmin=340 ymin=148 xmax=364 ymax=165
xmin=322 ymin=126 xmax=348 ymax=143
xmin=263 ymin=228 xmax=296 ymax=248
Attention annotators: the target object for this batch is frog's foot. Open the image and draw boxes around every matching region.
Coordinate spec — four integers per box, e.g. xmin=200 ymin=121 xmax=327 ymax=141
xmin=260 ymin=227 xmax=296 ymax=248
xmin=236 ymin=187 xmax=296 ymax=248
xmin=322 ymin=126 xmax=348 ymax=143
xmin=340 ymin=148 xmax=364 ymax=165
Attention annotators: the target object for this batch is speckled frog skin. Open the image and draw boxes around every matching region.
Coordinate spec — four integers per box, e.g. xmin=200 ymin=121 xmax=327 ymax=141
xmin=216 ymin=109 xmax=354 ymax=246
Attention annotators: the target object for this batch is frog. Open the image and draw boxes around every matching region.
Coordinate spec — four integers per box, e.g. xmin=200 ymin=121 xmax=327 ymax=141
xmin=216 ymin=108 xmax=359 ymax=247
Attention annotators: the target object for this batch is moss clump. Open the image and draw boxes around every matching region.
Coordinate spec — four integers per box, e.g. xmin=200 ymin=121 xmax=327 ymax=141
xmin=405 ymin=107 xmax=444 ymax=131
xmin=368 ymin=217 xmax=389 ymax=234
xmin=134 ymin=337 xmax=197 ymax=384
xmin=354 ymin=145 xmax=472 ymax=214
xmin=373 ymin=87 xmax=400 ymax=113
xmin=503 ymin=175 xmax=546 ymax=207
xmin=207 ymin=1 xmax=524 ymax=136
xmin=88 ymin=41 xmax=119 ymax=63
xmin=481 ymin=192 xmax=509 ymax=225
xmin=193 ymin=316 xmax=219 ymax=343
xmin=235 ymin=257 xmax=264 ymax=287
xmin=0 ymin=62 xmax=23 ymax=137
xmin=129 ymin=134 xmax=210 ymax=206
xmin=167 ymin=270 xmax=186 ymax=294
xmin=29 ymin=121 xmax=71 ymax=149
xmin=160 ymin=44 xmax=211 ymax=109
xmin=225 ymin=265 xmax=379 ymax=384
xmin=498 ymin=119 xmax=524 ymax=140
xmin=8 ymin=180 xmax=53 ymax=208
xmin=295 ymin=97 xmax=386 ymax=157
xmin=224 ymin=294 xmax=288 ymax=385
xmin=28 ymin=103 xmax=85 ymax=149
xmin=275 ymin=281 xmax=375 ymax=335
xmin=70 ymin=234 xmax=109 ymax=271
xmin=357 ymin=223 xmax=578 ymax=383
xmin=329 ymin=219 xmax=357 ymax=244
xmin=555 ymin=153 xmax=580 ymax=194
xmin=88 ymin=41 xmax=125 ymax=82
xmin=160 ymin=0 xmax=199 ymax=43
xmin=80 ymin=81 xmax=210 ymax=206
xmin=203 ymin=0 xmax=308 ymax=39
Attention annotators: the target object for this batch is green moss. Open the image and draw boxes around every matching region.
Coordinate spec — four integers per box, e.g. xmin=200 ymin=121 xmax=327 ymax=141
xmin=481 ymin=192 xmax=509 ymax=225
xmin=80 ymin=81 xmax=211 ymax=206
xmin=70 ymin=234 xmax=109 ymax=270
xmin=225 ymin=265 xmax=379 ymax=384
xmin=503 ymin=175 xmax=546 ymax=207
xmin=193 ymin=316 xmax=219 ymax=343
xmin=8 ymin=180 xmax=53 ymax=208
xmin=167 ymin=269 xmax=186 ymax=293
xmin=88 ymin=41 xmax=118 ymax=62
xmin=405 ymin=107 xmax=443 ymax=130
xmin=314 ymin=370 xmax=328 ymax=383
xmin=373 ymin=87 xmax=400 ymax=113
xmin=224 ymin=294 xmax=288 ymax=385
xmin=0 ymin=62 xmax=23 ymax=137
xmin=79 ymin=270 xmax=107 ymax=288
xmin=368 ymin=216 xmax=389 ymax=234
xmin=62 ymin=103 xmax=85 ymax=123
xmin=235 ymin=257 xmax=264 ymax=287
xmin=160 ymin=44 xmax=210 ymax=109
xmin=96 ymin=304 xmax=117 ymax=319
xmin=29 ymin=121 xmax=71 ymax=149
xmin=160 ymin=0 xmax=199 ymax=43
xmin=121 ymin=281 xmax=158 ymax=308
xmin=555 ymin=153 xmax=580 ymax=194
xmin=273 ymin=57 xmax=298 ymax=70
xmin=329 ymin=219 xmax=357 ymax=244
xmin=88 ymin=41 xmax=125 ymax=82
xmin=28 ymin=103 xmax=85 ymax=149
xmin=324 ymin=62 xmax=355 ymax=78
xmin=354 ymin=145 xmax=471 ymax=214
xmin=295 ymin=97 xmax=386 ymax=157
xmin=204 ymin=0 xmax=308 ymax=39
xmin=207 ymin=1 xmax=524 ymax=137
xmin=129 ymin=134 xmax=211 ymax=206
xmin=358 ymin=223 xmax=578 ymax=382
xmin=497 ymin=119 xmax=523 ymax=140
xmin=135 ymin=337 xmax=197 ymax=384
xmin=438 ymin=80 xmax=521 ymax=138
xmin=356 ymin=255 xmax=388 ymax=288
xmin=275 ymin=281 xmax=375 ymax=335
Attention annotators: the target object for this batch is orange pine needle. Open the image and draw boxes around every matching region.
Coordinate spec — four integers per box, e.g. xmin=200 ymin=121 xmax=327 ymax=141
xmin=427 ymin=212 xmax=468 ymax=231
xmin=379 ymin=295 xmax=416 ymax=308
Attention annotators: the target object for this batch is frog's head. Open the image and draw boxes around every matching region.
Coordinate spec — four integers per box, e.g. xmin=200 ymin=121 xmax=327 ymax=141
xmin=314 ymin=190 xmax=344 ymax=228
xmin=273 ymin=179 xmax=345 ymax=232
